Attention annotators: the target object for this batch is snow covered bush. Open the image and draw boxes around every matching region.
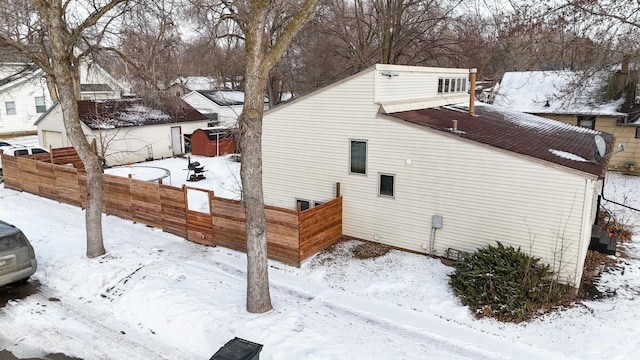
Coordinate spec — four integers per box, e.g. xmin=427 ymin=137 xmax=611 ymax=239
xmin=449 ymin=242 xmax=572 ymax=322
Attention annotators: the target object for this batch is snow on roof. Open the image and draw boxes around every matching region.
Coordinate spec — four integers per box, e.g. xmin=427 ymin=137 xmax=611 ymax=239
xmin=76 ymin=98 xmax=207 ymax=130
xmin=198 ymin=90 xmax=269 ymax=107
xmin=389 ymin=102 xmax=613 ymax=177
xmin=549 ymin=149 xmax=589 ymax=163
xmin=175 ymin=76 xmax=219 ymax=91
xmin=494 ymin=70 xmax=626 ymax=116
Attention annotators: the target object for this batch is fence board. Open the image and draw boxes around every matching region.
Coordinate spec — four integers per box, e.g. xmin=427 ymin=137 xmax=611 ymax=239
xmin=54 ymin=166 xmax=81 ymax=206
xmin=2 ymin=155 xmax=344 ymax=267
xmin=1 ymin=155 xmax=20 ymax=190
xmin=298 ymin=197 xmax=342 ymax=261
xmin=131 ymin=180 xmax=161 ymax=228
xmin=186 ymin=210 xmax=214 ymax=246
xmin=160 ymin=185 xmax=186 ymax=237
xmin=103 ymin=174 xmax=132 ymax=219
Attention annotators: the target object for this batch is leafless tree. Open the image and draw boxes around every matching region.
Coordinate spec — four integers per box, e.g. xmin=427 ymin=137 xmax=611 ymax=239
xmin=0 ymin=0 xmax=130 ymax=258
xmin=191 ymin=0 xmax=319 ymax=313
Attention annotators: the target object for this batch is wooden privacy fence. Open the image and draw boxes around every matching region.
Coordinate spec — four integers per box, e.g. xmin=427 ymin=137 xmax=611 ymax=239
xmin=1 ymin=153 xmax=342 ymax=266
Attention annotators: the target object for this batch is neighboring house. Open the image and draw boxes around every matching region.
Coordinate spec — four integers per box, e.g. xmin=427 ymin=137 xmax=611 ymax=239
xmin=0 ymin=65 xmax=51 ymax=136
xmin=182 ymin=90 xmax=268 ymax=128
xmin=494 ymin=70 xmax=639 ymax=171
xmin=0 ymin=59 xmax=127 ymax=136
xmin=261 ymin=64 xmax=613 ymax=287
xmin=35 ymin=98 xmax=208 ymax=166
xmin=166 ymin=76 xmax=220 ymax=97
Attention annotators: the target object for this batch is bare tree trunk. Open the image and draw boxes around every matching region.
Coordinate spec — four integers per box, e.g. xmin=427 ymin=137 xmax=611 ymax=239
xmin=240 ymin=11 xmax=272 ymax=313
xmin=47 ymin=2 xmax=105 ymax=258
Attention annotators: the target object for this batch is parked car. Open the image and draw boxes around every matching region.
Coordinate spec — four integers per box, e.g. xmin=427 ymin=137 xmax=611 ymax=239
xmin=0 ymin=141 xmax=11 ymax=147
xmin=0 ymin=220 xmax=37 ymax=287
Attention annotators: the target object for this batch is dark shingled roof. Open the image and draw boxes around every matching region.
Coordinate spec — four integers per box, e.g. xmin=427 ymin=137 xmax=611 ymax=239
xmin=77 ymin=98 xmax=207 ymax=130
xmin=388 ymin=104 xmax=613 ymax=177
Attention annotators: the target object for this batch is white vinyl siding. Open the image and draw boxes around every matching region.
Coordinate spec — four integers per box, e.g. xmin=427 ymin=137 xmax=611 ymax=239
xmin=374 ymin=65 xmax=468 ymax=105
xmin=263 ymin=66 xmax=596 ymax=286
xmin=37 ymin=104 xmax=208 ymax=166
xmin=0 ymin=75 xmax=50 ymax=135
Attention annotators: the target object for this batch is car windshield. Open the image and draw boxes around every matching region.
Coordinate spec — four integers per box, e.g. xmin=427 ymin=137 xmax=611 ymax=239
xmin=0 ymin=232 xmax=27 ymax=252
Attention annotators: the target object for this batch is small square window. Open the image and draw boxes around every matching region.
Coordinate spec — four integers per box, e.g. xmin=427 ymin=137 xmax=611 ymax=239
xmin=35 ymin=96 xmax=46 ymax=113
xmin=636 ymin=127 xmax=640 ymax=139
xmin=296 ymin=199 xmax=310 ymax=211
xmin=350 ymin=140 xmax=367 ymax=174
xmin=5 ymin=101 xmax=16 ymax=115
xmin=379 ymin=173 xmax=395 ymax=197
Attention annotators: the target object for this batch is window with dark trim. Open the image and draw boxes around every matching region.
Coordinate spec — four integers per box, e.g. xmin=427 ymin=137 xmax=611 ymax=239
xmin=350 ymin=140 xmax=367 ymax=174
xmin=379 ymin=173 xmax=395 ymax=197
xmin=636 ymin=127 xmax=640 ymax=139
xmin=296 ymin=199 xmax=310 ymax=211
xmin=577 ymin=115 xmax=596 ymax=130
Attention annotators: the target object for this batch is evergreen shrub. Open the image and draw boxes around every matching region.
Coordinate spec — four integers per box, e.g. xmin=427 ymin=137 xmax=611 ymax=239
xmin=448 ymin=242 xmax=573 ymax=322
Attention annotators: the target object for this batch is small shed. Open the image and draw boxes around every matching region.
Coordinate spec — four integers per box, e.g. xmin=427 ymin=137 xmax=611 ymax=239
xmin=191 ymin=128 xmax=236 ymax=157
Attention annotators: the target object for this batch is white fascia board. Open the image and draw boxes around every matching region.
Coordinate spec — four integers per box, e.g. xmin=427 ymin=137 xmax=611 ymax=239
xmin=382 ymin=95 xmax=469 ymax=113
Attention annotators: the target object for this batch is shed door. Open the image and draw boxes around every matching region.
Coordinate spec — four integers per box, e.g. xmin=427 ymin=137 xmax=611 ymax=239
xmin=171 ymin=126 xmax=182 ymax=156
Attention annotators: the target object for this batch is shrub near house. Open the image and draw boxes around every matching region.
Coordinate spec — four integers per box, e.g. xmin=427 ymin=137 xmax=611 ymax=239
xmin=449 ymin=242 xmax=573 ymax=322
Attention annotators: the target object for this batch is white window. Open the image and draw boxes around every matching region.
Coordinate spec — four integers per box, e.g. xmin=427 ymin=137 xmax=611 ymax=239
xmin=5 ymin=101 xmax=16 ymax=115
xmin=35 ymin=97 xmax=46 ymax=113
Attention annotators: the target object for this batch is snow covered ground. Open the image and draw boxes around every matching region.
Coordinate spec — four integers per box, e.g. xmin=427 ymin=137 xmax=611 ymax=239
xmin=1 ymin=145 xmax=639 ymax=359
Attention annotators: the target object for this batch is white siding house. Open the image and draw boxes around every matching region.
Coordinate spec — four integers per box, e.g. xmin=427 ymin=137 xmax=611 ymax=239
xmin=262 ymin=64 xmax=612 ymax=286
xmin=182 ymin=90 xmax=269 ymax=128
xmin=0 ymin=60 xmax=126 ymax=136
xmin=0 ymin=66 xmax=51 ymax=135
xmin=36 ymin=98 xmax=208 ymax=166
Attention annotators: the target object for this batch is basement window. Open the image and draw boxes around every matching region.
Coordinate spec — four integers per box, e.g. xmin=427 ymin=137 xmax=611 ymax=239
xmin=379 ymin=173 xmax=395 ymax=197
xmin=296 ymin=199 xmax=311 ymax=211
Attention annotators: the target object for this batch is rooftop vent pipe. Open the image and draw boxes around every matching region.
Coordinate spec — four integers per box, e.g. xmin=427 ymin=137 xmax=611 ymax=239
xmin=469 ymin=68 xmax=477 ymax=116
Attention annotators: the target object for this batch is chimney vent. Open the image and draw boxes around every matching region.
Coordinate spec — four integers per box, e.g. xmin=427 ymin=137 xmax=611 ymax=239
xmin=469 ymin=68 xmax=477 ymax=116
xmin=452 ymin=119 xmax=458 ymax=131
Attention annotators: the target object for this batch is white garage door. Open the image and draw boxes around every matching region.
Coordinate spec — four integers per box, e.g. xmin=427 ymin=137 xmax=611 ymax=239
xmin=42 ymin=130 xmax=64 ymax=148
